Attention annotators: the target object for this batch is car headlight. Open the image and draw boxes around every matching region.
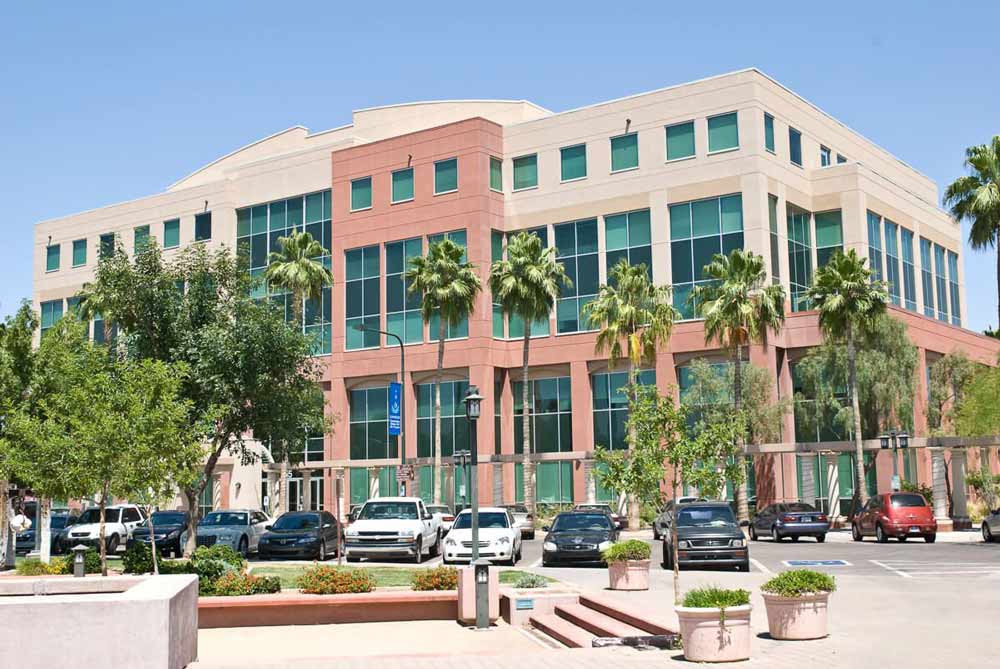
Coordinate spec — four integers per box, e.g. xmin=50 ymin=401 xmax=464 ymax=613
xmin=345 ymin=529 xmax=359 ymax=538
xmin=677 ymin=540 xmax=690 ymax=549
xmin=296 ymin=537 xmax=316 ymax=544
xmin=543 ymin=541 xmax=557 ymax=552
xmin=399 ymin=529 xmax=415 ymax=538
xmin=166 ymin=529 xmax=180 ymax=539
xmin=259 ymin=537 xmax=270 ymax=544
xmin=598 ymin=541 xmax=613 ymax=552
xmin=445 ymin=538 xmax=457 ymax=547
xmin=730 ymin=538 xmax=745 ymax=548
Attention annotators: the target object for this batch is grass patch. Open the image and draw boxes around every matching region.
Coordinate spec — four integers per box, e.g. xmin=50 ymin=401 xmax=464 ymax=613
xmin=248 ymin=565 xmax=555 ymax=590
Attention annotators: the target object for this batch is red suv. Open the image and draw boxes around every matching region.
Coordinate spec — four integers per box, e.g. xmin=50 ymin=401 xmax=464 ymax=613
xmin=852 ymin=493 xmax=937 ymax=543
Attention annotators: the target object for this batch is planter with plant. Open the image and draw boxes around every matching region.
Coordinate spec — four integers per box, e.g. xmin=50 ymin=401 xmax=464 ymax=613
xmin=760 ymin=569 xmax=835 ymax=640
xmin=601 ymin=539 xmax=652 ymax=591
xmin=676 ymin=586 xmax=752 ymax=662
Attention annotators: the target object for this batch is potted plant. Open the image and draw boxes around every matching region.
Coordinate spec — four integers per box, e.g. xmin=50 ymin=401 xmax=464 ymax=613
xmin=602 ymin=539 xmax=651 ymax=591
xmin=760 ymin=569 xmax=835 ymax=640
xmin=675 ymin=586 xmax=752 ymax=662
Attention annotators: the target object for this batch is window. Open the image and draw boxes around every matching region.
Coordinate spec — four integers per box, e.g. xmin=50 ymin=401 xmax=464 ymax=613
xmin=592 ymin=370 xmax=655 ymax=450
xmin=787 ymin=204 xmax=813 ymax=312
xmin=900 ymin=227 xmax=917 ymax=311
xmin=947 ymin=251 xmax=961 ymax=326
xmin=122 ymin=508 xmax=141 ymax=523
xmin=72 ymin=239 xmax=87 ymax=267
xmin=512 ymin=377 xmax=572 ymax=454
xmin=345 ymin=245 xmax=380 ymax=350
xmin=512 ymin=154 xmax=537 ymax=190
xmin=764 ymin=113 xmax=775 ymax=153
xmin=815 ymin=211 xmax=843 ymax=268
xmin=194 ymin=212 xmax=211 ymax=241
xmin=669 ymin=195 xmax=743 ymax=318
xmin=707 ymin=112 xmax=739 ymax=153
xmin=385 ymin=237 xmax=423 ymax=344
xmin=491 ymin=231 xmax=505 ymax=338
xmin=199 ymin=480 xmax=215 ymax=517
xmin=349 ymin=387 xmax=398 ymax=460
xmin=789 ymin=127 xmax=802 ymax=166
xmin=665 ymin=121 xmax=695 ymax=161
xmin=555 ymin=218 xmax=599 ymax=333
xmin=820 ymin=146 xmax=831 ymax=167
xmin=934 ymin=244 xmax=948 ymax=322
xmin=836 ymin=154 xmax=847 ymax=164
xmin=134 ymin=225 xmax=150 ymax=253
xmin=66 ymin=295 xmax=81 ymax=318
xmin=294 ymin=434 xmax=325 ymax=463
xmin=99 ymin=233 xmax=115 ymax=259
xmin=610 ymin=133 xmax=638 ymax=172
xmin=40 ymin=300 xmax=63 ymax=336
xmin=417 ymin=380 xmax=469 ymax=458
xmin=163 ymin=219 xmax=180 ymax=249
xmin=427 ymin=230 xmax=470 ymax=341
xmin=536 ymin=462 xmax=574 ymax=503
xmin=45 ymin=244 xmax=60 ymax=272
xmin=392 ymin=168 xmax=414 ymax=203
xmin=920 ymin=237 xmax=935 ymax=318
xmin=768 ymin=195 xmax=780 ymax=281
xmin=867 ymin=212 xmax=884 ymax=281
xmin=883 ymin=219 xmax=901 ymax=306
xmin=560 ymin=144 xmax=587 ymax=181
xmin=490 ymin=157 xmax=502 ymax=192
xmin=434 ymin=158 xmax=458 ymax=194
xmin=606 ymin=209 xmax=652 ymax=282
xmin=351 ymin=177 xmax=372 ymax=211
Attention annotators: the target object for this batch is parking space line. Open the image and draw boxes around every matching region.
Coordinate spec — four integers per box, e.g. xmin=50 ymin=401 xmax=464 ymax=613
xmin=870 ymin=559 xmax=913 ymax=578
xmin=749 ymin=558 xmax=772 ymax=575
xmin=906 ymin=570 xmax=1000 ymax=575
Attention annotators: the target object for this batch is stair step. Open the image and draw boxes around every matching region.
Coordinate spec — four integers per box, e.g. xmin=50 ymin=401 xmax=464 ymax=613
xmin=529 ymin=613 xmax=597 ymax=648
xmin=578 ymin=594 xmax=676 ymax=636
xmin=555 ymin=602 xmax=649 ymax=639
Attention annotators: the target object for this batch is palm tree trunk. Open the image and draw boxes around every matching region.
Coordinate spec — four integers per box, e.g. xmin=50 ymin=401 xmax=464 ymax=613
xmin=0 ymin=483 xmax=9 ymax=569
xmin=522 ymin=328 xmax=535 ymax=516
xmin=627 ymin=358 xmax=640 ymax=530
xmin=848 ymin=326 xmax=868 ymax=506
xmin=734 ymin=347 xmax=750 ymax=525
xmin=433 ymin=320 xmax=446 ymax=505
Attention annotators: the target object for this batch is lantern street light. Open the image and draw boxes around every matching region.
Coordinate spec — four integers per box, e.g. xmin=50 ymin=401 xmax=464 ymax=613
xmin=462 ymin=385 xmax=489 ymax=630
xmin=879 ymin=429 xmax=909 ymax=492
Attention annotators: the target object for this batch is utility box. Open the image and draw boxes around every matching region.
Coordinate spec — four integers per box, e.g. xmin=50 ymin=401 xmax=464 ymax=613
xmin=456 ymin=565 xmax=499 ymax=624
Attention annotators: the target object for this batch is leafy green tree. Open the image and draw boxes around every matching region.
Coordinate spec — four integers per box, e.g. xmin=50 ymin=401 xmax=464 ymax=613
xmin=807 ymin=249 xmax=888 ymax=504
xmin=927 ymin=351 xmax=978 ymax=436
xmin=957 ymin=364 xmax=1000 ymax=510
xmin=944 ymin=136 xmax=1000 ymax=327
xmin=489 ymin=232 xmax=568 ymax=513
xmin=691 ymin=250 xmax=786 ymax=522
xmin=585 ymin=260 xmax=676 ymax=528
xmin=408 ymin=238 xmax=482 ymax=504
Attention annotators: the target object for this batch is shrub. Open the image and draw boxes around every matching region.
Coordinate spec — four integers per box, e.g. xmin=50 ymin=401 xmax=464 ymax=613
xmin=16 ymin=559 xmax=59 ymax=576
xmin=761 ymin=569 xmax=836 ymax=597
xmin=190 ymin=544 xmax=244 ymax=593
xmin=411 ymin=566 xmax=458 ymax=591
xmin=122 ymin=543 xmax=154 ymax=574
xmin=49 ymin=548 xmax=101 ymax=574
xmin=601 ymin=539 xmax=651 ymax=563
xmin=297 ymin=566 xmax=376 ymax=595
xmin=682 ymin=586 xmax=750 ymax=610
xmin=209 ymin=571 xmax=282 ymax=596
xmin=900 ymin=480 xmax=933 ymax=505
xmin=511 ymin=572 xmax=549 ymax=589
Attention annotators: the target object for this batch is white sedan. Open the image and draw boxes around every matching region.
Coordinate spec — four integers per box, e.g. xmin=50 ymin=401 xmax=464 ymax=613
xmin=443 ymin=507 xmax=522 ymax=566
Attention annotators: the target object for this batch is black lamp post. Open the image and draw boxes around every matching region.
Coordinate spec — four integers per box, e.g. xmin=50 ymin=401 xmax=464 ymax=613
xmin=354 ymin=323 xmax=407 ymax=496
xmin=462 ymin=385 xmax=488 ymax=630
xmin=879 ymin=429 xmax=909 ymax=492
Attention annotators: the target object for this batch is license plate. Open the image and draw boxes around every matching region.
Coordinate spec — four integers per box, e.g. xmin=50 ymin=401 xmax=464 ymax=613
xmin=800 ymin=516 xmax=812 ymax=522
xmin=909 ymin=526 xmax=920 ymax=533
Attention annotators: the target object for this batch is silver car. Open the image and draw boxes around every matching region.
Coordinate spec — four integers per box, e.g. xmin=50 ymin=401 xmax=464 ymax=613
xmin=181 ymin=509 xmax=272 ymax=556
xmin=500 ymin=504 xmax=534 ymax=540
xmin=983 ymin=507 xmax=1000 ymax=542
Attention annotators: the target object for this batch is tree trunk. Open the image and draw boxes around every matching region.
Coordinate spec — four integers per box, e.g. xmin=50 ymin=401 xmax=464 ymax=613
xmin=39 ymin=498 xmax=51 ymax=564
xmin=147 ymin=506 xmax=159 ymax=575
xmin=627 ymin=359 xmax=640 ymax=530
xmin=521 ymin=328 xmax=535 ymax=516
xmin=848 ymin=327 xmax=869 ymax=506
xmin=433 ymin=319 xmax=446 ymax=505
xmin=981 ymin=447 xmax=996 ymax=510
xmin=98 ymin=487 xmax=109 ymax=577
xmin=279 ymin=459 xmax=289 ymax=513
xmin=672 ymin=469 xmax=681 ymax=605
xmin=0 ymin=483 xmax=10 ymax=569
xmin=733 ymin=347 xmax=750 ymax=525
xmin=182 ymin=487 xmax=199 ymax=558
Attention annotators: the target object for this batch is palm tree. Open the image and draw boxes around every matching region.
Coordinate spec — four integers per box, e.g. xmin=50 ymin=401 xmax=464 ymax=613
xmin=807 ymin=249 xmax=888 ymax=505
xmin=584 ymin=260 xmax=676 ymax=529
xmin=691 ymin=250 xmax=786 ymax=524
xmin=489 ymin=232 xmax=569 ymax=514
xmin=407 ymin=238 xmax=482 ymax=505
xmin=265 ymin=228 xmax=333 ymax=512
xmin=944 ymin=136 xmax=1000 ymax=327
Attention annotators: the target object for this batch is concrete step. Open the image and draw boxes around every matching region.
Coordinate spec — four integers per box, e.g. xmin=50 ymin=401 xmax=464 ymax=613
xmin=529 ymin=613 xmax=597 ymax=648
xmin=578 ymin=594 xmax=676 ymax=636
xmin=554 ymin=602 xmax=648 ymax=639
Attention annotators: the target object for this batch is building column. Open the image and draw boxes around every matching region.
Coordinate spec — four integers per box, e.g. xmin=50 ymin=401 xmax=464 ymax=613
xmin=950 ymin=449 xmax=968 ymax=523
xmin=302 ymin=470 xmax=313 ymax=511
xmin=798 ymin=454 xmax=817 ymax=504
xmin=824 ymin=453 xmax=841 ymax=519
xmin=266 ymin=471 xmax=279 ymax=517
xmin=777 ymin=349 xmax=796 ymax=444
xmin=369 ymin=467 xmax=380 ymax=499
xmin=930 ymin=447 xmax=953 ymax=531
xmin=492 ymin=463 xmax=503 ymax=506
xmin=583 ymin=459 xmax=596 ymax=504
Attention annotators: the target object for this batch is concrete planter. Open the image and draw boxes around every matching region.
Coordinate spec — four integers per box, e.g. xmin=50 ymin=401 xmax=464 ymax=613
xmin=607 ymin=559 xmax=650 ymax=591
xmin=762 ymin=592 xmax=830 ymax=640
xmin=675 ymin=604 xmax=752 ymax=663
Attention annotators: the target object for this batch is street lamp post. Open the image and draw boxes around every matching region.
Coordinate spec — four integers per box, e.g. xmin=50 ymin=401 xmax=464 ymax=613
xmin=462 ymin=385 xmax=488 ymax=631
xmin=879 ymin=429 xmax=909 ymax=492
xmin=355 ymin=324 xmax=407 ymax=496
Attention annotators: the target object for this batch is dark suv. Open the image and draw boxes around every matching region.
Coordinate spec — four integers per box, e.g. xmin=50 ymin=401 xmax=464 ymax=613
xmin=661 ymin=502 xmax=749 ymax=572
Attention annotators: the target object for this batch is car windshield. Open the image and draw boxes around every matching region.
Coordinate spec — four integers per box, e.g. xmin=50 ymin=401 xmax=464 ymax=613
xmin=201 ymin=512 xmax=247 ymax=526
xmin=890 ymin=494 xmax=927 ymax=508
xmin=677 ymin=507 xmax=737 ymax=528
xmin=146 ymin=512 xmax=186 ymax=526
xmin=359 ymin=502 xmax=418 ymax=520
xmin=551 ymin=513 xmax=611 ymax=532
xmin=426 ymin=506 xmax=451 ymax=515
xmin=77 ymin=508 xmax=120 ymax=524
xmin=576 ymin=505 xmax=612 ymax=514
xmin=272 ymin=514 xmax=321 ymax=530
xmin=50 ymin=516 xmax=69 ymax=529
xmin=452 ymin=512 xmax=509 ymax=529
xmin=785 ymin=503 xmax=816 ymax=513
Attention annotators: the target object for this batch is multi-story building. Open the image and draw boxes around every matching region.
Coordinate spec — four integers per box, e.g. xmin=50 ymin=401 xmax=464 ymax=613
xmin=33 ymin=69 xmax=1000 ymax=527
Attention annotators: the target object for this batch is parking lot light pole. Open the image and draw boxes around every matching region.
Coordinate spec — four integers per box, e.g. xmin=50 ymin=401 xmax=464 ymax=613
xmin=880 ymin=429 xmax=909 ymax=492
xmin=355 ymin=323 xmax=407 ymax=496
xmin=462 ymin=385 xmax=489 ymax=631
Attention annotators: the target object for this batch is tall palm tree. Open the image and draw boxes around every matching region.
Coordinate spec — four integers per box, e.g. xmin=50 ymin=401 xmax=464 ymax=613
xmin=584 ymin=260 xmax=677 ymax=529
xmin=265 ymin=228 xmax=333 ymax=512
xmin=944 ymin=136 xmax=1000 ymax=327
xmin=691 ymin=249 xmax=786 ymax=524
xmin=489 ymin=232 xmax=569 ymax=514
xmin=807 ymin=249 xmax=888 ymax=505
xmin=407 ymin=238 xmax=482 ymax=505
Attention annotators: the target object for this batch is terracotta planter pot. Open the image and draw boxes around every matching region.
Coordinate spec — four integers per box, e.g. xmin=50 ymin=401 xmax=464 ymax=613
xmin=675 ymin=604 xmax=752 ymax=663
xmin=607 ymin=559 xmax=650 ymax=591
xmin=762 ymin=592 xmax=830 ymax=640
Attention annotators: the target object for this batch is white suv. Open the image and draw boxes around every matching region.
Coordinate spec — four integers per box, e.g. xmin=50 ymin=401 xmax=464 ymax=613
xmin=61 ymin=504 xmax=146 ymax=554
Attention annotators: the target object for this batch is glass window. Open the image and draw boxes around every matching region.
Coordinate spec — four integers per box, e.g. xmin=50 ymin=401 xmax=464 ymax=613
xmin=99 ymin=233 xmax=115 ymax=259
xmin=837 ymin=154 xmax=847 ymax=164
xmin=351 ymin=177 xmax=372 ymax=211
xmin=513 ymin=154 xmax=537 ymax=190
xmin=789 ymin=127 xmax=802 ymax=166
xmin=787 ymin=204 xmax=813 ymax=312
xmin=934 ymin=244 xmax=949 ymax=322
xmin=665 ymin=121 xmax=695 ymax=161
xmin=707 ymin=112 xmax=739 ymax=152
xmin=72 ymin=239 xmax=87 ymax=267
xmin=490 ymin=157 xmax=502 ymax=192
xmin=417 ymin=380 xmax=470 ymax=458
xmin=434 ymin=158 xmax=458 ymax=194
xmin=555 ymin=218 xmax=599 ymax=333
xmin=392 ymin=168 xmax=414 ymax=203
xmin=40 ymin=299 xmax=63 ymax=336
xmin=134 ymin=225 xmax=150 ymax=253
xmin=900 ymin=227 xmax=917 ymax=312
xmin=560 ymin=144 xmax=587 ymax=181
xmin=947 ymin=251 xmax=960 ymax=326
xmin=536 ymin=461 xmax=574 ymax=503
xmin=385 ymin=237 xmax=423 ymax=344
xmin=45 ymin=244 xmax=60 ymax=272
xmin=605 ymin=209 xmax=652 ymax=283
xmin=867 ymin=211 xmax=884 ymax=281
xmin=163 ymin=219 xmax=180 ymax=249
xmin=194 ymin=212 xmax=212 ymax=241
xmin=512 ymin=377 xmax=572 ymax=454
xmin=346 ymin=244 xmax=381 ymax=350
xmin=492 ymin=231 xmax=505 ymax=338
xmin=820 ymin=146 xmax=831 ymax=167
xmin=814 ymin=210 xmax=843 ymax=269
xmin=610 ymin=133 xmax=638 ymax=172
xmin=349 ymin=387 xmax=398 ymax=460
xmin=884 ymin=219 xmax=901 ymax=306
xmin=920 ymin=237 xmax=935 ymax=318
xmin=764 ymin=113 xmax=775 ymax=153
xmin=592 ymin=370 xmax=655 ymax=450
xmin=427 ymin=230 xmax=470 ymax=341
xmin=768 ymin=195 xmax=780 ymax=282
xmin=669 ymin=195 xmax=743 ymax=318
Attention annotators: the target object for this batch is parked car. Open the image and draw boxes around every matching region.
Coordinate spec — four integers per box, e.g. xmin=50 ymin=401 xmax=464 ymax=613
xmin=542 ymin=511 xmax=619 ymax=567
xmin=982 ymin=507 xmax=1000 ymax=543
xmin=852 ymin=492 xmax=937 ymax=543
xmin=127 ymin=510 xmax=190 ymax=557
xmin=653 ymin=497 xmax=706 ymax=540
xmin=500 ymin=503 xmax=535 ymax=540
xmin=60 ymin=505 xmax=146 ymax=554
xmin=574 ymin=503 xmax=622 ymax=529
xmin=180 ymin=509 xmax=272 ymax=556
xmin=660 ymin=502 xmax=749 ymax=572
xmin=258 ymin=510 xmax=340 ymax=560
xmin=343 ymin=497 xmax=442 ymax=563
xmin=426 ymin=504 xmax=456 ymax=533
xmin=751 ymin=502 xmax=829 ymax=542
xmin=443 ymin=507 xmax=522 ymax=566
xmin=15 ymin=513 xmax=77 ymax=555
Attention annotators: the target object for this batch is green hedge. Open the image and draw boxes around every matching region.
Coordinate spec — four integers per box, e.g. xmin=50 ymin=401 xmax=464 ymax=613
xmin=761 ymin=569 xmax=836 ymax=597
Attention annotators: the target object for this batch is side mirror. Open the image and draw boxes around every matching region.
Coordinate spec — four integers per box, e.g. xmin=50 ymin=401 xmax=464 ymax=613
xmin=542 ymin=525 xmax=550 ymax=532
xmin=263 ymin=524 xmax=272 ymax=530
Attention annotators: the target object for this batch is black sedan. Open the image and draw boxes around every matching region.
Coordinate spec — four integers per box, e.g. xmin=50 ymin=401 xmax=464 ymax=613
xmin=661 ymin=502 xmax=749 ymax=572
xmin=15 ymin=513 xmax=76 ymax=554
xmin=127 ymin=510 xmax=190 ymax=557
xmin=542 ymin=512 xmax=619 ymax=567
xmin=258 ymin=511 xmax=341 ymax=560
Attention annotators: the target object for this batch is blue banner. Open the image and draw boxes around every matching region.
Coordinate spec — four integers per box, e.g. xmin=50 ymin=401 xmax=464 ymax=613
xmin=388 ymin=381 xmax=402 ymax=436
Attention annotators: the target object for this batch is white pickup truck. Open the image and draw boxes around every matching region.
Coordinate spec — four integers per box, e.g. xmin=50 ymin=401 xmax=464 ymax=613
xmin=343 ymin=497 xmax=441 ymax=563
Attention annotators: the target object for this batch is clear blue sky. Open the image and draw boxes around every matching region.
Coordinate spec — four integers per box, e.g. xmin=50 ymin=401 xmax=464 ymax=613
xmin=3 ymin=1 xmax=998 ymax=331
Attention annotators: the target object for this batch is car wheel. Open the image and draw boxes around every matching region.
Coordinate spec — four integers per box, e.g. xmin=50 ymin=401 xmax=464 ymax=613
xmin=816 ymin=534 xmax=826 ymax=543
xmin=652 ymin=527 xmax=660 ymax=541
xmin=898 ymin=535 xmax=907 ymax=542
xmin=346 ymin=556 xmax=360 ymax=563
xmin=771 ymin=526 xmax=782 ymax=542
xmin=748 ymin=525 xmax=758 ymax=541
xmin=876 ymin=524 xmax=888 ymax=543
xmin=429 ymin=532 xmax=440 ymax=558
xmin=662 ymin=542 xmax=674 ymax=570
xmin=924 ymin=533 xmax=936 ymax=544
xmin=791 ymin=535 xmax=800 ymax=543
xmin=983 ymin=522 xmax=994 ymax=543
xmin=852 ymin=523 xmax=863 ymax=542
xmin=237 ymin=536 xmax=249 ymax=557
xmin=106 ymin=534 xmax=120 ymax=554
xmin=413 ymin=538 xmax=423 ymax=564
xmin=318 ymin=540 xmax=327 ymax=561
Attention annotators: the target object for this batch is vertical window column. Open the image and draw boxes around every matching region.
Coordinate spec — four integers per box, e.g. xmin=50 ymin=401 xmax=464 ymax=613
xmin=554 ymin=218 xmax=599 ymax=333
xmin=417 ymin=380 xmax=470 ymax=458
xmin=512 ymin=377 xmax=572 ymax=454
xmin=787 ymin=205 xmax=813 ymax=312
xmin=900 ymin=228 xmax=917 ymax=311
xmin=349 ymin=387 xmax=397 ymax=460
xmin=920 ymin=238 xmax=935 ymax=317
xmin=345 ymin=245 xmax=381 ymax=350
xmin=40 ymin=300 xmax=63 ymax=336
xmin=934 ymin=244 xmax=949 ymax=322
xmin=592 ymin=370 xmax=655 ymax=450
xmin=670 ymin=195 xmax=744 ymax=318
xmin=491 ymin=231 xmax=505 ymax=338
xmin=814 ymin=211 xmax=843 ymax=268
xmin=385 ymin=238 xmax=423 ymax=344
xmin=947 ymin=251 xmax=961 ymax=326
xmin=768 ymin=195 xmax=781 ymax=283
xmin=605 ymin=209 xmax=652 ymax=279
xmin=884 ymin=220 xmax=901 ymax=306
xmin=867 ymin=211 xmax=884 ymax=281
